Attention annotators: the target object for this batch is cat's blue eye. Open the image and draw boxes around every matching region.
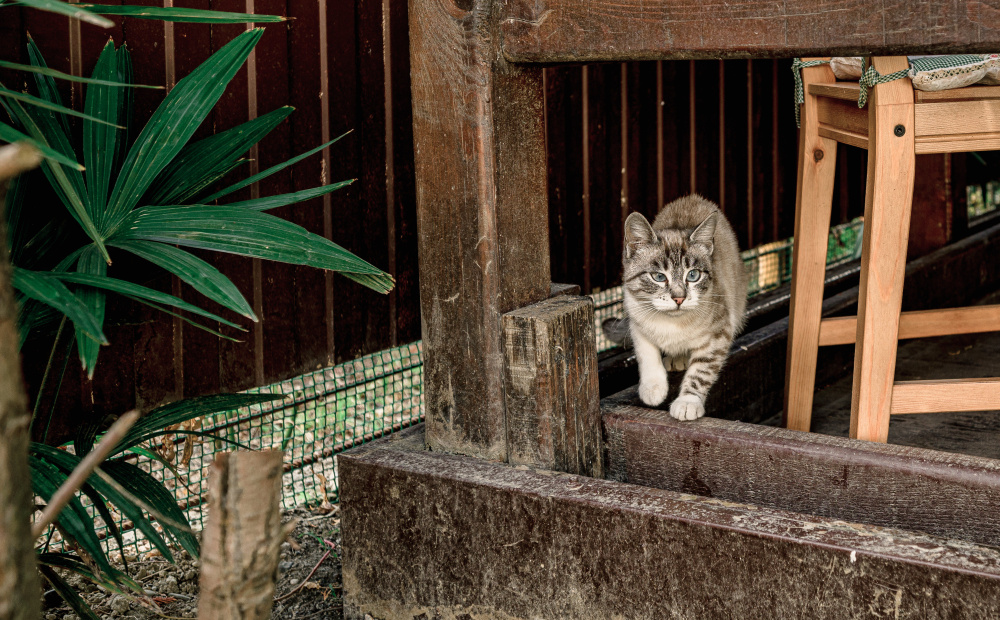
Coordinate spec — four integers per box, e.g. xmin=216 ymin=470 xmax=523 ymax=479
xmin=650 ymin=272 xmax=667 ymax=283
xmin=686 ymin=269 xmax=701 ymax=282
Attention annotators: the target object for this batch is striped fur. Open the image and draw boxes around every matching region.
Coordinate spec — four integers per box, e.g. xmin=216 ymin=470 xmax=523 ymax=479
xmin=622 ymin=195 xmax=748 ymax=420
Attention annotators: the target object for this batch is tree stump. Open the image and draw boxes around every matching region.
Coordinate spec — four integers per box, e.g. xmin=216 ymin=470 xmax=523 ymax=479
xmin=198 ymin=450 xmax=291 ymax=620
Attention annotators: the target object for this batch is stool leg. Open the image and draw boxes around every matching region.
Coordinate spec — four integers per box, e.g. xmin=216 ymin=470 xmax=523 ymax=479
xmin=784 ymin=62 xmax=837 ymax=432
xmin=850 ymin=57 xmax=915 ymax=443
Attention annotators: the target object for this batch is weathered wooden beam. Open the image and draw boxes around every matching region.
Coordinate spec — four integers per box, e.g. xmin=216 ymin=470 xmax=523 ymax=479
xmin=341 ymin=428 xmax=1000 ymax=619
xmin=502 ymin=0 xmax=1000 ymax=63
xmin=603 ymin=404 xmax=1000 ymax=548
xmin=198 ymin=450 xmax=292 ymax=620
xmin=502 ymin=295 xmax=601 ymax=476
xmin=411 ymin=0 xmax=549 ymax=459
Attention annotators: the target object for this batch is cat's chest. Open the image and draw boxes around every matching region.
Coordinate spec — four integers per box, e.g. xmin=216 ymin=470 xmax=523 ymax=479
xmin=626 ymin=302 xmax=713 ymax=352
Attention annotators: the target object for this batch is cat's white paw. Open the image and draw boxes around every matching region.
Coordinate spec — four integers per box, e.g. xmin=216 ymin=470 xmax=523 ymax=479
xmin=638 ymin=377 xmax=669 ymax=406
xmin=669 ymin=395 xmax=705 ymax=421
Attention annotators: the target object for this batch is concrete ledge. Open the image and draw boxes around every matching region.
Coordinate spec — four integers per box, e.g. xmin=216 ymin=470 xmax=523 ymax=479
xmin=340 ymin=426 xmax=1000 ymax=619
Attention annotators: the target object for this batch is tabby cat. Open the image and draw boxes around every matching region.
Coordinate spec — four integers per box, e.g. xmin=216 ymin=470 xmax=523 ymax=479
xmin=621 ymin=194 xmax=747 ymax=420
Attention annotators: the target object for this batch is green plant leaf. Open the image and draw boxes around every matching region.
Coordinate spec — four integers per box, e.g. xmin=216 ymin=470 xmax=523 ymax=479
xmin=102 ymin=461 xmax=199 ymax=558
xmin=0 ymin=86 xmax=124 ymax=128
xmin=105 ymin=28 xmax=263 ymax=228
xmin=37 ymin=553 xmax=139 ymax=595
xmin=109 ymin=239 xmax=256 ymax=320
xmin=29 ymin=455 xmax=116 ymax=577
xmin=51 ymin=271 xmax=247 ymax=330
xmin=38 ymin=566 xmax=102 ymax=620
xmin=1 ymin=90 xmax=109 ymax=261
xmin=0 ymin=59 xmax=161 ymax=89
xmin=26 ymin=36 xmax=71 ymax=137
xmin=117 ymin=205 xmax=395 ymax=293
xmin=117 ymin=292 xmax=241 ymax=341
xmin=83 ymin=39 xmax=127 ymax=221
xmin=202 ymin=130 xmax=351 ymax=203
xmin=223 ymin=180 xmax=353 ymax=211
xmin=12 ymin=268 xmax=107 ymax=346
xmin=15 ymin=0 xmax=114 ymax=27
xmin=77 ymin=3 xmax=286 ymax=22
xmin=32 ymin=444 xmax=178 ymax=563
xmin=0 ymin=122 xmax=83 ymax=170
xmin=144 ymin=106 xmax=293 ymax=205
xmin=74 ymin=246 xmax=107 ymax=377
xmin=114 ymin=393 xmax=286 ymax=453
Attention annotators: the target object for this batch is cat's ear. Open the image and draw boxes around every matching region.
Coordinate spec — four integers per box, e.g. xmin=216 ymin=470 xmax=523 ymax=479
xmin=689 ymin=212 xmax=717 ymax=254
xmin=624 ymin=212 xmax=656 ymax=257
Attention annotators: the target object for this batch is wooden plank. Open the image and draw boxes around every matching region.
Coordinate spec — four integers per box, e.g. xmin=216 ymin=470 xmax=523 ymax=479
xmin=891 ymin=378 xmax=1000 ymax=414
xmin=784 ymin=60 xmax=838 ymax=432
xmin=916 ymin=134 xmax=1000 ymax=154
xmin=255 ymin=0 xmax=299 ymax=384
xmin=386 ymin=0 xmax=421 ymax=347
xmin=817 ymin=126 xmax=869 ymax=150
xmin=501 ymin=1 xmax=1000 ymax=63
xmin=341 ymin=428 xmax=1000 ymax=620
xmin=411 ymin=0 xmax=549 ymax=458
xmin=502 ymin=295 xmax=601 ymax=476
xmin=809 ymin=82 xmax=860 ymax=101
xmin=602 ymin=404 xmax=1000 ymax=547
xmin=819 ymin=306 xmax=1000 ymax=346
xmin=850 ymin=56 xmax=916 ymax=443
xmin=544 ymin=66 xmax=584 ymax=288
xmin=817 ymin=96 xmax=868 ymax=138
xmin=916 ymin=85 xmax=1000 ymax=102
xmin=916 ymin=99 xmax=1000 ymax=136
xmin=286 ymin=0 xmax=333 ymax=373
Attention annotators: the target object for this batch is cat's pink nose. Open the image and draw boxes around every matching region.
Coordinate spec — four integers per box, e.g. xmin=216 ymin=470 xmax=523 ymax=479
xmin=672 ymin=297 xmax=685 ymax=306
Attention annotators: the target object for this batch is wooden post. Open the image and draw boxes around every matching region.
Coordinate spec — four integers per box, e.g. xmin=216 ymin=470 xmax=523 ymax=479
xmin=0 ymin=143 xmax=41 ymax=620
xmin=502 ymin=295 xmax=602 ymax=477
xmin=784 ymin=59 xmax=838 ymax=432
xmin=850 ymin=56 xmax=916 ymax=442
xmin=410 ymin=0 xmax=550 ymax=459
xmin=197 ymin=450 xmax=291 ymax=620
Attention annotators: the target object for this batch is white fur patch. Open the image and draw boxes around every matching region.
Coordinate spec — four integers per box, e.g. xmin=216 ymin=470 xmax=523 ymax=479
xmin=670 ymin=394 xmax=705 ymax=421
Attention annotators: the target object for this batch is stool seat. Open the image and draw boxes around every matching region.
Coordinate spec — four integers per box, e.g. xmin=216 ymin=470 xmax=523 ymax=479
xmin=784 ymin=56 xmax=1000 ymax=443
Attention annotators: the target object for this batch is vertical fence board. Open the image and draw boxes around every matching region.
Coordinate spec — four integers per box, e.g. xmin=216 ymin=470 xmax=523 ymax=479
xmin=545 ymin=66 xmax=584 ymax=287
xmin=325 ymin=0 xmax=359 ymax=364
xmin=286 ymin=0 xmax=331 ymax=375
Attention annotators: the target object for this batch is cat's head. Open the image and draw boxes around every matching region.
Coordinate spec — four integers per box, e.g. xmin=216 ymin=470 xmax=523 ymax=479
xmin=622 ymin=211 xmax=717 ymax=313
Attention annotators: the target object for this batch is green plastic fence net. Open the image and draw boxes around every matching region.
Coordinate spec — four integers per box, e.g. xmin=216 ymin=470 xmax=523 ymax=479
xmin=50 ymin=219 xmax=866 ymax=559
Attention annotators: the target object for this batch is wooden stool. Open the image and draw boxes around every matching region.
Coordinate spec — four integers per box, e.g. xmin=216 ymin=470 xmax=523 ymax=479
xmin=784 ymin=56 xmax=1000 ymax=442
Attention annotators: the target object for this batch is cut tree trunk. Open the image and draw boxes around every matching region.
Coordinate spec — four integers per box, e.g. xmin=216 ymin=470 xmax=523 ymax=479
xmin=0 ymin=143 xmax=42 ymax=620
xmin=198 ymin=450 xmax=291 ymax=620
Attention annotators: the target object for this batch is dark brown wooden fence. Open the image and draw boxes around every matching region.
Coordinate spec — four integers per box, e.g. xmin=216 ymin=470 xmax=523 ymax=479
xmin=2 ymin=1 xmax=967 ymax=442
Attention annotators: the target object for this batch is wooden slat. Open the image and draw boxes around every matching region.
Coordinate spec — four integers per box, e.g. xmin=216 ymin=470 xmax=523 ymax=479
xmin=819 ymin=305 xmax=1000 ymax=346
xmin=916 ymin=85 xmax=1000 ymax=102
xmin=816 ymin=96 xmax=868 ymax=137
xmin=603 ymin=403 xmax=1000 ymax=547
xmin=817 ymin=126 xmax=868 ymax=150
xmin=501 ymin=1 xmax=1000 ymax=63
xmin=809 ymin=82 xmax=860 ymax=101
xmin=916 ymin=99 xmax=1000 ymax=136
xmin=891 ymin=378 xmax=1000 ymax=414
xmin=784 ymin=60 xmax=838 ymax=433
xmin=916 ymin=134 xmax=1000 ymax=154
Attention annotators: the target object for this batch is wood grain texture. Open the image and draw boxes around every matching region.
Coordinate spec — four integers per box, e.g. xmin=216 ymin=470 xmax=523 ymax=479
xmin=197 ymin=450 xmax=289 ymax=619
xmin=341 ymin=428 xmax=1000 ymax=620
xmin=916 ymin=99 xmax=1000 ymax=136
xmin=851 ymin=56 xmax=916 ymax=443
xmin=502 ymin=295 xmax=601 ymax=476
xmin=0 ymin=145 xmax=41 ymax=620
xmin=411 ymin=0 xmax=549 ymax=459
xmin=502 ymin=0 xmax=1000 ymax=63
xmin=819 ymin=305 xmax=1000 ymax=346
xmin=603 ymin=403 xmax=1000 ymax=547
xmin=891 ymin=378 xmax=1000 ymax=414
xmin=784 ymin=59 xmax=838 ymax=432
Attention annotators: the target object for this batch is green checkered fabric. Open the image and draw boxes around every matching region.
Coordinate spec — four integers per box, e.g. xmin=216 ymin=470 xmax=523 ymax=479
xmin=793 ymin=55 xmax=1000 ymax=126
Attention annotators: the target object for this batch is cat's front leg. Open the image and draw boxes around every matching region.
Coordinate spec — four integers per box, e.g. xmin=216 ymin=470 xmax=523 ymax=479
xmin=669 ymin=338 xmax=730 ymax=420
xmin=633 ymin=330 xmax=668 ymax=406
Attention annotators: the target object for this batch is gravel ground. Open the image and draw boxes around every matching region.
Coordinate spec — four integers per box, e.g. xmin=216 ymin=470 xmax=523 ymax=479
xmin=40 ymin=507 xmax=344 ymax=620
